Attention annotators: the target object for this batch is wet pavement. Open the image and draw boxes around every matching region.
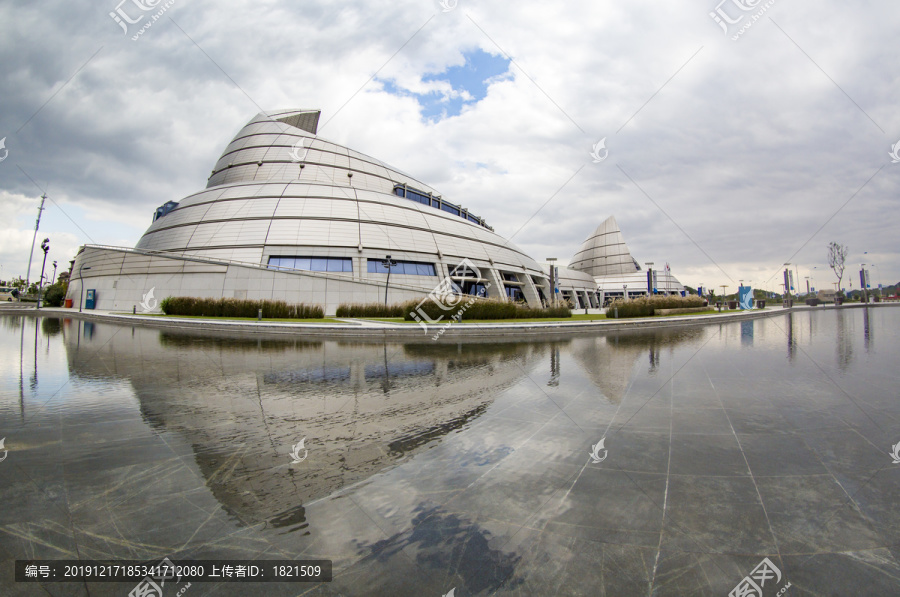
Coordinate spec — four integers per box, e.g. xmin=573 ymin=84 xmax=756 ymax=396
xmin=1 ymin=307 xmax=899 ymax=596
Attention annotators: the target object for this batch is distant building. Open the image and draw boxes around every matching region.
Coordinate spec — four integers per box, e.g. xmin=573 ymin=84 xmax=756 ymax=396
xmin=568 ymin=215 xmax=684 ymax=303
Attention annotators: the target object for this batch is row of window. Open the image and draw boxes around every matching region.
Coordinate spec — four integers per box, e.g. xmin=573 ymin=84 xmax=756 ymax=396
xmin=393 ymin=185 xmax=492 ymax=230
xmin=367 ymin=259 xmax=437 ymax=276
xmin=268 ymin=256 xmax=353 ymax=272
xmin=268 ymin=256 xmax=438 ymax=276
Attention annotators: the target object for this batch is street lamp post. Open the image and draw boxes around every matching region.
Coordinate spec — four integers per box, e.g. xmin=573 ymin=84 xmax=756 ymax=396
xmin=546 ymin=258 xmax=557 ymax=307
xmin=78 ymin=264 xmax=92 ymax=312
xmin=51 ymin=261 xmax=58 ymax=285
xmin=783 ymin=262 xmax=792 ymax=307
xmin=25 ymin=194 xmax=47 ymax=291
xmin=36 ymin=239 xmax=49 ymax=310
xmin=381 ymin=255 xmax=397 ymax=306
xmin=860 ymin=262 xmax=868 ymax=303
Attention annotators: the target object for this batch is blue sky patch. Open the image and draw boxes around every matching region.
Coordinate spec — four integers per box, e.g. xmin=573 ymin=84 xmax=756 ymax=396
xmin=380 ymin=49 xmax=511 ymax=120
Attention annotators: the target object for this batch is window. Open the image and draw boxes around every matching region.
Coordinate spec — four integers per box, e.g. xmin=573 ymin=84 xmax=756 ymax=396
xmin=152 ymin=201 xmax=179 ymax=222
xmin=449 ymin=263 xmax=479 ymax=278
xmin=366 ymin=259 xmax=436 ymax=276
xmin=502 ymin=273 xmax=519 ymax=282
xmin=268 ymin=256 xmax=352 ymax=272
xmin=505 ymin=286 xmax=523 ymax=301
xmin=392 ymin=184 xmax=493 ymax=230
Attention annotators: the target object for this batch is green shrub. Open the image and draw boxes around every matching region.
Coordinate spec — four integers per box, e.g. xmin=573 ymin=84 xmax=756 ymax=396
xmin=159 ymin=296 xmax=323 ymax=319
xmin=42 ymin=283 xmax=67 ymax=307
xmin=402 ymin=297 xmax=571 ymax=322
xmin=607 ymin=295 xmax=706 ymax=318
xmin=335 ymin=303 xmax=405 ymax=318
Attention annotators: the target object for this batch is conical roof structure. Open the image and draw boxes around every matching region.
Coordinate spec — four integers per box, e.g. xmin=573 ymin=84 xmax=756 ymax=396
xmin=569 ymin=215 xmax=640 ymax=277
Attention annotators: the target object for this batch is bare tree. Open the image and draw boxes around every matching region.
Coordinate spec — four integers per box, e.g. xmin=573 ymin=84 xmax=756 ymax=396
xmin=828 ymin=242 xmax=847 ymax=292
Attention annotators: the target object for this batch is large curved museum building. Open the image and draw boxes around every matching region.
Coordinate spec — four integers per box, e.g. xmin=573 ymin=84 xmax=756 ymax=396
xmin=67 ymin=109 xmax=679 ymax=315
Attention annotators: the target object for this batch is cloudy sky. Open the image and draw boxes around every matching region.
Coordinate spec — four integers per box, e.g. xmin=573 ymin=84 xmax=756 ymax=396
xmin=1 ymin=0 xmax=897 ymax=293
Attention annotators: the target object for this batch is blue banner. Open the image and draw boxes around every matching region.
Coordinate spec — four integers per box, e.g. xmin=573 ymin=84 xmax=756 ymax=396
xmin=738 ymin=285 xmax=753 ymax=310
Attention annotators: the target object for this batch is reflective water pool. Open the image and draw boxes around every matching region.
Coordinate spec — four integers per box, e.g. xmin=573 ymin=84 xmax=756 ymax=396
xmin=1 ymin=307 xmax=899 ymax=595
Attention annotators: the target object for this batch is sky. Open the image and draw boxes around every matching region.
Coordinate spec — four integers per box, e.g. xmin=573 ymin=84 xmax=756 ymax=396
xmin=1 ymin=0 xmax=898 ymax=294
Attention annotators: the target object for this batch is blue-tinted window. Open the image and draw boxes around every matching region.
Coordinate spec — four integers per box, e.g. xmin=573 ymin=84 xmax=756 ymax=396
xmin=268 ymin=256 xmax=352 ymax=272
xmin=393 ymin=184 xmax=493 ymax=230
xmin=408 ymin=190 xmax=430 ymax=206
xmin=366 ymin=259 xmax=436 ymax=276
xmin=505 ymin=286 xmax=523 ymax=300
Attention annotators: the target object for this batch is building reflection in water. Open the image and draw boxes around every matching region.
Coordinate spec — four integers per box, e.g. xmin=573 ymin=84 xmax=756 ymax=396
xmin=568 ymin=327 xmax=705 ymax=402
xmin=61 ymin=324 xmax=546 ymax=529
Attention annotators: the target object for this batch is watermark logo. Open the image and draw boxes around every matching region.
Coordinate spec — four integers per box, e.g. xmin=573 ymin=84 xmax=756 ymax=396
xmin=889 ymin=140 xmax=900 ymax=164
xmin=730 ymin=557 xmax=790 ymax=597
xmin=890 ymin=442 xmax=900 ymax=464
xmin=589 ymin=437 xmax=607 ymax=463
xmin=129 ymin=556 xmax=188 ymax=597
xmin=0 ymin=437 xmax=7 ymax=463
xmin=290 ymin=438 xmax=308 ymax=463
xmin=140 ymin=287 xmax=158 ymax=312
xmin=710 ymin=0 xmax=777 ymax=40
xmin=442 ymin=589 xmax=456 ymax=597
xmin=0 ymin=137 xmax=8 ymax=163
xmin=409 ymin=258 xmax=490 ymax=339
xmin=110 ymin=0 xmax=177 ymax=40
xmin=439 ymin=0 xmax=458 ymax=12
xmin=590 ymin=138 xmax=608 ymax=163
xmin=289 ymin=137 xmax=312 ymax=162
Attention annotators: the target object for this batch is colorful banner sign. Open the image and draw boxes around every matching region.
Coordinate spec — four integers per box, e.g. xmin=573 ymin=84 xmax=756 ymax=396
xmin=738 ymin=285 xmax=753 ymax=310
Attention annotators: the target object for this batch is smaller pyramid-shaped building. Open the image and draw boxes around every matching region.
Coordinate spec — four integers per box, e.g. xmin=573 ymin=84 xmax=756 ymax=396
xmin=569 ymin=216 xmax=640 ymax=277
xmin=568 ymin=215 xmax=684 ymax=299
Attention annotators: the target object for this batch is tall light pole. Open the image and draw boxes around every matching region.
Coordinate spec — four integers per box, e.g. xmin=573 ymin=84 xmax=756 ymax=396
xmin=861 ymin=262 xmax=868 ymax=303
xmin=783 ymin=262 xmax=792 ymax=306
xmin=381 ymin=255 xmax=397 ymax=306
xmin=546 ymin=258 xmax=557 ymax=306
xmin=25 ymin=194 xmax=47 ymax=291
xmin=36 ymin=238 xmax=49 ymax=310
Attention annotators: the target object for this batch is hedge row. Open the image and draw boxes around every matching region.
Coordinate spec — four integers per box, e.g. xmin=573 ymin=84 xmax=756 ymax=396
xmin=335 ymin=302 xmax=405 ymax=318
xmin=402 ymin=297 xmax=571 ymax=321
xmin=608 ymin=295 xmax=706 ymax=319
xmin=160 ymin=296 xmax=323 ymax=319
